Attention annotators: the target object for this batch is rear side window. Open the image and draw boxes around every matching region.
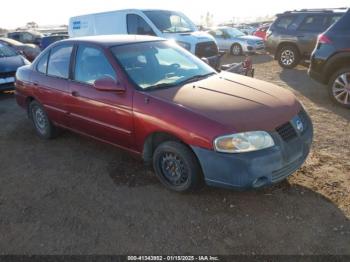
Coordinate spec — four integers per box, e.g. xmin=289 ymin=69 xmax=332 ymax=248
xmin=37 ymin=52 xmax=49 ymax=74
xmin=74 ymin=45 xmax=116 ymax=85
xmin=298 ymin=15 xmax=328 ymax=32
xmin=47 ymin=45 xmax=73 ymax=78
xmin=332 ymin=11 xmax=350 ymax=32
xmin=127 ymin=14 xmax=156 ymax=36
xmin=274 ymin=16 xmax=294 ymax=30
xmin=329 ymin=14 xmax=343 ymax=26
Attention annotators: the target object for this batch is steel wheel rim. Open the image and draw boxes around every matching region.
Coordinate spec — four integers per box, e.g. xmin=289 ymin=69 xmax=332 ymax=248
xmin=160 ymin=152 xmax=188 ymax=186
xmin=332 ymin=72 xmax=350 ymax=106
xmin=32 ymin=106 xmax=48 ymax=134
xmin=232 ymin=45 xmax=241 ymax=55
xmin=281 ymin=50 xmax=295 ymax=65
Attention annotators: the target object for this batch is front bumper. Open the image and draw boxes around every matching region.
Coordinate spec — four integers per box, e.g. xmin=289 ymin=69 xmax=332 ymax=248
xmin=244 ymin=44 xmax=265 ymax=53
xmin=191 ymin=110 xmax=313 ymax=190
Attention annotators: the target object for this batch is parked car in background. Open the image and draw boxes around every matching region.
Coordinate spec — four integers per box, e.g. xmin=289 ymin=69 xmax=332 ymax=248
xmin=308 ymin=9 xmax=350 ymax=108
xmin=69 ymin=9 xmax=220 ymax=69
xmin=7 ymin=31 xmax=43 ymax=46
xmin=0 ymin=37 xmax=40 ymax=61
xmin=236 ymin=25 xmax=256 ymax=35
xmin=265 ymin=8 xmax=346 ymax=68
xmin=208 ymin=26 xmax=264 ymax=55
xmin=15 ymin=35 xmax=312 ymax=192
xmin=0 ymin=43 xmax=30 ymax=91
xmin=39 ymin=34 xmax=69 ymax=50
xmin=253 ymin=24 xmax=270 ymax=40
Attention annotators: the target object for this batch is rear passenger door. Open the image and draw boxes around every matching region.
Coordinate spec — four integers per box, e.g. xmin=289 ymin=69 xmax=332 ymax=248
xmin=296 ymin=14 xmax=329 ymax=56
xmin=30 ymin=44 xmax=73 ymax=126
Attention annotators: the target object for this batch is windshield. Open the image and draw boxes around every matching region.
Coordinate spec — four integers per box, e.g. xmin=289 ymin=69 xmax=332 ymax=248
xmin=0 ymin=44 xmax=18 ymax=58
xmin=224 ymin=28 xmax=245 ymax=37
xmin=144 ymin=11 xmax=196 ymax=33
xmin=111 ymin=41 xmax=215 ymax=90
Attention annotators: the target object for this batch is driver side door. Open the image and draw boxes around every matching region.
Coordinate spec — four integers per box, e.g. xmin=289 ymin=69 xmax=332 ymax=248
xmin=67 ymin=44 xmax=134 ymax=148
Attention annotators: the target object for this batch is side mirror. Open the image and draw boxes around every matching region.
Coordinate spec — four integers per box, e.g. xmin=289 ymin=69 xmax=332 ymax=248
xmin=93 ymin=76 xmax=125 ymax=93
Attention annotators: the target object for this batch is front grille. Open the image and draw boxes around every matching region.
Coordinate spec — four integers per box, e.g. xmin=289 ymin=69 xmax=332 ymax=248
xmin=257 ymin=41 xmax=264 ymax=45
xmin=276 ymin=122 xmax=297 ymax=142
xmin=195 ymin=41 xmax=218 ymax=58
xmin=0 ymin=71 xmax=16 ymax=79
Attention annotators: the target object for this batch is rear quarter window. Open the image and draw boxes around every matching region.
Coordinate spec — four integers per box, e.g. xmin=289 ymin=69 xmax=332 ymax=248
xmin=47 ymin=45 xmax=73 ymax=79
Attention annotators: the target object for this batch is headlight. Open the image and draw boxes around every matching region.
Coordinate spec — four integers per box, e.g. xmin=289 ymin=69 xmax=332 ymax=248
xmin=214 ymin=131 xmax=275 ymax=153
xmin=176 ymin=41 xmax=191 ymax=51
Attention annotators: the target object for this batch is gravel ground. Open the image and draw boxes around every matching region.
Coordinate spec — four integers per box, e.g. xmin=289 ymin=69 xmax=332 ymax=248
xmin=0 ymin=54 xmax=349 ymax=255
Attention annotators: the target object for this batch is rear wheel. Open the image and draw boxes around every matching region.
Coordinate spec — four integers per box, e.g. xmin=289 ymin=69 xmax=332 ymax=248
xmin=231 ymin=44 xmax=242 ymax=56
xmin=153 ymin=141 xmax=203 ymax=192
xmin=29 ymin=100 xmax=59 ymax=139
xmin=328 ymin=67 xmax=350 ymax=108
xmin=277 ymin=45 xmax=300 ymax=69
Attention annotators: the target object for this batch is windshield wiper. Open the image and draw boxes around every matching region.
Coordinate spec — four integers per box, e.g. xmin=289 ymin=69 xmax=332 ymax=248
xmin=178 ymin=72 xmax=216 ymax=85
xmin=146 ymin=82 xmax=178 ymax=91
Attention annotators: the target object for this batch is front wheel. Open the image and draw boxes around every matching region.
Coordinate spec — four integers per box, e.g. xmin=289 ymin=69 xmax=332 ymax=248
xmin=29 ymin=100 xmax=59 ymax=139
xmin=328 ymin=67 xmax=350 ymax=108
xmin=231 ymin=44 xmax=242 ymax=56
xmin=277 ymin=45 xmax=300 ymax=69
xmin=153 ymin=141 xmax=203 ymax=192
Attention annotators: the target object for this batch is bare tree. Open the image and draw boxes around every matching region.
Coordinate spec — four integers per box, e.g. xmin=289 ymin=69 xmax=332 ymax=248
xmin=26 ymin=22 xmax=38 ymax=29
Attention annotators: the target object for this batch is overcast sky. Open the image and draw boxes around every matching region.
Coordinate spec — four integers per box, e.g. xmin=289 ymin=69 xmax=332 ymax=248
xmin=1 ymin=0 xmax=349 ymax=29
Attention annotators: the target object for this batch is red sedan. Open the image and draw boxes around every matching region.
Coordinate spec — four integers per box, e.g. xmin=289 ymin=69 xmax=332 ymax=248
xmin=15 ymin=35 xmax=313 ymax=192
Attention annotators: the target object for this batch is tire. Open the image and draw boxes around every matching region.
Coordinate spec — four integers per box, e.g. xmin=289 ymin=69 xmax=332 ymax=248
xmin=153 ymin=141 xmax=203 ymax=192
xmin=231 ymin=44 xmax=242 ymax=56
xmin=328 ymin=67 xmax=350 ymax=108
xmin=277 ymin=45 xmax=300 ymax=69
xmin=29 ymin=100 xmax=59 ymax=139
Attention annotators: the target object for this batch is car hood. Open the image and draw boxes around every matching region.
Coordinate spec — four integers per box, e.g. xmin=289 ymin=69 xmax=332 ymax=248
xmin=149 ymin=72 xmax=301 ymax=132
xmin=0 ymin=55 xmax=24 ymax=72
xmin=163 ymin=31 xmax=216 ymax=43
xmin=238 ymin=35 xmax=263 ymax=41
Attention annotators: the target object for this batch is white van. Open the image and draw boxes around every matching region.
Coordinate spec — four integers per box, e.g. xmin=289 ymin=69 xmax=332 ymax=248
xmin=69 ymin=9 xmax=220 ymax=67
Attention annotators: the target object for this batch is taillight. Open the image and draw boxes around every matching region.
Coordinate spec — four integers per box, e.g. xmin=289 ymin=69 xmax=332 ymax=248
xmin=318 ymin=34 xmax=332 ymax=44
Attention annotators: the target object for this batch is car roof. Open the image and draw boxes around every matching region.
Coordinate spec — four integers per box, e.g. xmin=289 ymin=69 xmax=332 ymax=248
xmin=277 ymin=8 xmax=348 ymax=16
xmin=59 ymin=35 xmax=165 ymax=47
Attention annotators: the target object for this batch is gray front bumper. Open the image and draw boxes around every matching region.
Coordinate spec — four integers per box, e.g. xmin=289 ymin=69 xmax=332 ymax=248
xmin=191 ymin=111 xmax=313 ymax=190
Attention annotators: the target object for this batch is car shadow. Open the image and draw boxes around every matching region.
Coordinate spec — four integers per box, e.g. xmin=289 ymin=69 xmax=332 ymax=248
xmin=221 ymin=53 xmax=273 ymax=65
xmin=279 ymin=67 xmax=350 ymax=121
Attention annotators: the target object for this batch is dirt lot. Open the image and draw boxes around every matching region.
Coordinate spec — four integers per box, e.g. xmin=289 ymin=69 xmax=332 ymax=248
xmin=0 ymin=54 xmax=349 ymax=255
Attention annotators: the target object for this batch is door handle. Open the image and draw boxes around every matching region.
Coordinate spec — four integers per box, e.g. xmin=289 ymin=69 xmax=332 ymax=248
xmin=71 ymin=91 xmax=79 ymax=97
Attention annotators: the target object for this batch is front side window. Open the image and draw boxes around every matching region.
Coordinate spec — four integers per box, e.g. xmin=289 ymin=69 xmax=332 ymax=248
xmin=299 ymin=15 xmax=328 ymax=32
xmin=275 ymin=16 xmax=294 ymax=30
xmin=224 ymin=28 xmax=245 ymax=37
xmin=144 ymin=11 xmax=196 ymax=33
xmin=127 ymin=14 xmax=155 ymax=36
xmin=111 ymin=41 xmax=215 ymax=90
xmin=37 ymin=52 xmax=49 ymax=74
xmin=47 ymin=44 xmax=73 ymax=78
xmin=74 ymin=45 xmax=116 ymax=85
